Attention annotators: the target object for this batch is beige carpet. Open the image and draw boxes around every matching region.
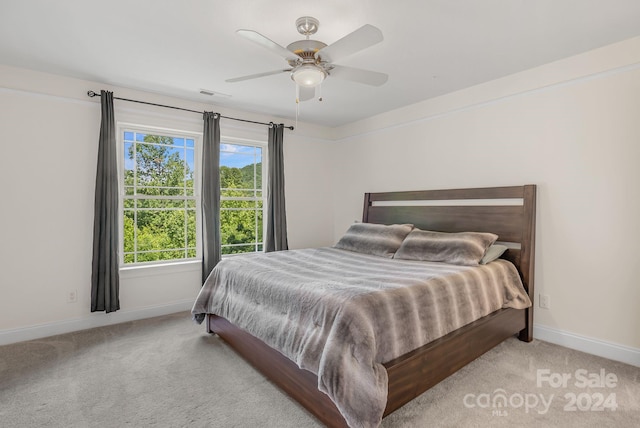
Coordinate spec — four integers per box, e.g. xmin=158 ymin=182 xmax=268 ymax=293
xmin=1 ymin=312 xmax=638 ymax=427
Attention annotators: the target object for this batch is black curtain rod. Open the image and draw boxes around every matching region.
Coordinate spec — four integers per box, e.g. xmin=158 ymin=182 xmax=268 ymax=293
xmin=86 ymin=90 xmax=294 ymax=130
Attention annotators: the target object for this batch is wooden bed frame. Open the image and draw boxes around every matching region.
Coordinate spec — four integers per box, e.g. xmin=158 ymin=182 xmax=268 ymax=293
xmin=206 ymin=185 xmax=537 ymax=427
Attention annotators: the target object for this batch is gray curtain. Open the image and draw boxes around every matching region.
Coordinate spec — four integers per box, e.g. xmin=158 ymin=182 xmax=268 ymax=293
xmin=202 ymin=112 xmax=221 ymax=283
xmin=91 ymin=90 xmax=120 ymax=313
xmin=265 ymin=124 xmax=289 ymax=252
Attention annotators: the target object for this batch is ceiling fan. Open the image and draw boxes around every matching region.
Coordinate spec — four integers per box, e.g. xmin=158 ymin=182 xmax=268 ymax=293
xmin=226 ymin=16 xmax=388 ymax=102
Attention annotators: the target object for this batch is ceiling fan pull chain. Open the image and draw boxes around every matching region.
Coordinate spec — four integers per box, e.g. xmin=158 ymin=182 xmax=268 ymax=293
xmin=295 ymin=84 xmax=300 ymax=124
xmin=318 ymin=83 xmax=323 ymax=102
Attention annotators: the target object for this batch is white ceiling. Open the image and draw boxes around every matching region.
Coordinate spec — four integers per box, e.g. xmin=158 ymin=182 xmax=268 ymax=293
xmin=2 ymin=0 xmax=640 ymax=127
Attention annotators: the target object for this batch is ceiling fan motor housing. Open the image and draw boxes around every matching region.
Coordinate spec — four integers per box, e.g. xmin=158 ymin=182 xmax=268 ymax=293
xmin=286 ymin=40 xmax=327 ymax=66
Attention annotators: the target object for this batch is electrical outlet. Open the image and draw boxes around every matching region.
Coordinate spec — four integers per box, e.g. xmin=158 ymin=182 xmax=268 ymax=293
xmin=67 ymin=290 xmax=78 ymax=303
xmin=539 ymin=293 xmax=550 ymax=309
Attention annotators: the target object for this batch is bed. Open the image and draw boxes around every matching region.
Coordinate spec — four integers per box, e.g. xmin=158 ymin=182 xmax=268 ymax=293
xmin=192 ymin=185 xmax=536 ymax=427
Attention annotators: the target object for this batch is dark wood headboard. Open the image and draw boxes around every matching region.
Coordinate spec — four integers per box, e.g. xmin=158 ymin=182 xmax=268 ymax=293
xmin=362 ymin=185 xmax=536 ymax=341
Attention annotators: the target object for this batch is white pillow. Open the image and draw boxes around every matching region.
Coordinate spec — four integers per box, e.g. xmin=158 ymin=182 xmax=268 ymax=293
xmin=480 ymin=244 xmax=509 ymax=264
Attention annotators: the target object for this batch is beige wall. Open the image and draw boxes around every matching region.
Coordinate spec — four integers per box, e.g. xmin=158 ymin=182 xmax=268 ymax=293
xmin=0 ymin=66 xmax=335 ymax=337
xmin=331 ymin=37 xmax=640 ymax=351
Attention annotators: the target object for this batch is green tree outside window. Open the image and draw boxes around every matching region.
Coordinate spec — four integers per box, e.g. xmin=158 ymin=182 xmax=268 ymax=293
xmin=122 ymin=132 xmax=264 ymax=264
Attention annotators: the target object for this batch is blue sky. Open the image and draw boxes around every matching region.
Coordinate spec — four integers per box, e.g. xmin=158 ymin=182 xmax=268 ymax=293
xmin=220 ymin=143 xmax=262 ymax=168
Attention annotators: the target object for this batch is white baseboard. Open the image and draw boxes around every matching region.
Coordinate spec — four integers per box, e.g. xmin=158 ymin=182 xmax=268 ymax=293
xmin=534 ymin=323 xmax=640 ymax=367
xmin=0 ymin=299 xmax=194 ymax=346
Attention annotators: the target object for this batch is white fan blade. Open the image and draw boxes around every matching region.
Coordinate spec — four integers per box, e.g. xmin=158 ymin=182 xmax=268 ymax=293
xmin=237 ymin=30 xmax=298 ymax=61
xmin=315 ymin=24 xmax=383 ymax=63
xmin=329 ymin=65 xmax=388 ymax=86
xmin=226 ymin=69 xmax=291 ymax=83
xmin=298 ymin=86 xmax=315 ymax=102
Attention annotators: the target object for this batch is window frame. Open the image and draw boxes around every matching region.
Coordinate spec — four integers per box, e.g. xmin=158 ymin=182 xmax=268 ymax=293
xmin=116 ymin=124 xmax=267 ymax=270
xmin=219 ymin=136 xmax=267 ymax=257
xmin=116 ymin=122 xmax=202 ymax=268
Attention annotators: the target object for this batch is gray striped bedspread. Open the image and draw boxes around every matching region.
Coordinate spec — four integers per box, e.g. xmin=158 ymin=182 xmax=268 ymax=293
xmin=192 ymin=247 xmax=531 ymax=428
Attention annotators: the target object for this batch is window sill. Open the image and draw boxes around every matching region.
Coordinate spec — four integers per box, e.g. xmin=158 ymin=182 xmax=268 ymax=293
xmin=119 ymin=259 xmax=202 ymax=279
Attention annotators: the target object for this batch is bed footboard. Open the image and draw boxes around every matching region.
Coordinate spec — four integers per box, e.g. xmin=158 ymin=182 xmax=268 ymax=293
xmin=207 ymin=307 xmax=525 ymax=426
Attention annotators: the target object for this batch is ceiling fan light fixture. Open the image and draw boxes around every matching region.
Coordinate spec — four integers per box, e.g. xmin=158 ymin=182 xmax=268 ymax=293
xmin=291 ymin=64 xmax=326 ymax=88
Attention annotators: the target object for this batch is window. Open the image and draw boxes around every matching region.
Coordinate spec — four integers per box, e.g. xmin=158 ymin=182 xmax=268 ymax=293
xmin=220 ymin=141 xmax=264 ymax=255
xmin=120 ymin=127 xmax=199 ymax=265
xmin=119 ymin=125 xmax=266 ymax=267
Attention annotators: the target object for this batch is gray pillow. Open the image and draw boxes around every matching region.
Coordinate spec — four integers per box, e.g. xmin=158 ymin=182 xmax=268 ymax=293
xmin=393 ymin=229 xmax=498 ymax=266
xmin=480 ymin=244 xmax=509 ymax=264
xmin=334 ymin=223 xmax=414 ymax=258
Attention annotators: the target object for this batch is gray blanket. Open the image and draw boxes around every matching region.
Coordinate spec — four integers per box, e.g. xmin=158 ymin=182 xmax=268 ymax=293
xmin=192 ymin=247 xmax=531 ymax=428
